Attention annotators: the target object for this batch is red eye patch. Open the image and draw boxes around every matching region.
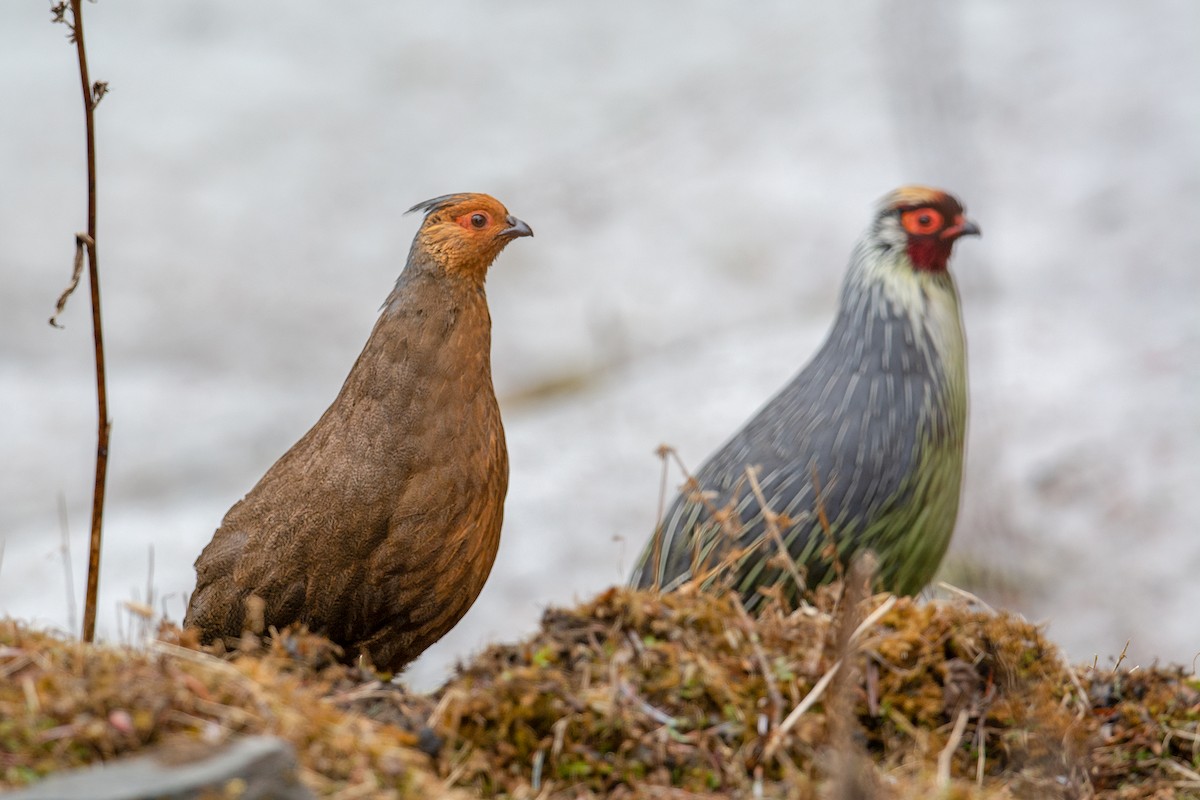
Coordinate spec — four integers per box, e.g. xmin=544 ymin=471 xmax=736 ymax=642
xmin=455 ymin=211 xmax=491 ymax=231
xmin=901 ymin=208 xmax=943 ymax=236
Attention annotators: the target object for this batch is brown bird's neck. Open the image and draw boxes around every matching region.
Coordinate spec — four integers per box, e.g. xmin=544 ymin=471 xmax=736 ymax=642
xmin=412 ymin=227 xmax=505 ymax=286
xmin=335 ymin=258 xmax=496 ymax=419
xmin=387 ymin=250 xmax=492 ymax=314
xmin=396 ymin=259 xmax=491 ymax=353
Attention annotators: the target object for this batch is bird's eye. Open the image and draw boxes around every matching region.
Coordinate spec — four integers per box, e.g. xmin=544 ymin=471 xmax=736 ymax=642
xmin=455 ymin=211 xmax=493 ymax=231
xmin=901 ymin=207 xmax=944 ymax=235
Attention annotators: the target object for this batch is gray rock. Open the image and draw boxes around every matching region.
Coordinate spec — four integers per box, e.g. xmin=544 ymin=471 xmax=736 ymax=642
xmin=2 ymin=735 xmax=314 ymax=800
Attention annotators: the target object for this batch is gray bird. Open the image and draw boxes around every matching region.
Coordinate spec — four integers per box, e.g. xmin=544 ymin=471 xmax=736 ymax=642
xmin=631 ymin=186 xmax=979 ymax=608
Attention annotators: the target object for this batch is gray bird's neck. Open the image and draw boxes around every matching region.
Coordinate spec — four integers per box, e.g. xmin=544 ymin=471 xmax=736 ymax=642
xmin=812 ymin=242 xmax=968 ymax=445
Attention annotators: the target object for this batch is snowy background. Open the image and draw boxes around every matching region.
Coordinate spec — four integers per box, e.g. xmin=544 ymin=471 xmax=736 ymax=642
xmin=2 ymin=1 xmax=1197 ymax=689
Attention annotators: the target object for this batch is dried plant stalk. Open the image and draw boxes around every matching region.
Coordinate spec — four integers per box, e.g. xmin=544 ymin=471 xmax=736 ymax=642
xmin=50 ymin=0 xmax=111 ymax=643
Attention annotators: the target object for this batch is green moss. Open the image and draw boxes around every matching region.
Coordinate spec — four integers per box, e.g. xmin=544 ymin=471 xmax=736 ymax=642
xmin=531 ymin=645 xmax=557 ymax=667
xmin=556 ymin=759 xmax=594 ymax=780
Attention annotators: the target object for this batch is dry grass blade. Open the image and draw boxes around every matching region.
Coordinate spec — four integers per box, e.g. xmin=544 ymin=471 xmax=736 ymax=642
xmin=732 ymin=594 xmax=784 ymax=731
xmin=762 ymin=592 xmax=895 ymax=763
xmin=1060 ymin=650 xmax=1091 ymax=719
xmin=744 ymin=465 xmax=807 ymax=597
xmin=763 ymin=658 xmax=840 ymax=763
xmin=809 ymin=463 xmax=844 ymax=585
xmin=56 ymin=494 xmax=78 ymax=636
xmin=849 ymin=594 xmax=897 ymax=644
xmin=665 ymin=449 xmax=751 ymax=588
xmin=648 ymin=444 xmax=675 ymax=590
xmin=937 ymin=580 xmax=996 ymax=612
xmin=654 ymin=447 xmax=758 ymax=590
xmin=937 ymin=707 xmax=970 ymax=786
xmin=1114 ymin=639 xmax=1132 ymax=671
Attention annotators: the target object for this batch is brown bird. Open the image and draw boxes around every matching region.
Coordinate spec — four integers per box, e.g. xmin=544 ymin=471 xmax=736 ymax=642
xmin=184 ymin=193 xmax=532 ymax=671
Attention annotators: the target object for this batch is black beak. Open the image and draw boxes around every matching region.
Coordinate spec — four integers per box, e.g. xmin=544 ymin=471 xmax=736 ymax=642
xmin=500 ymin=215 xmax=534 ymax=239
xmin=941 ymin=216 xmax=981 ymax=240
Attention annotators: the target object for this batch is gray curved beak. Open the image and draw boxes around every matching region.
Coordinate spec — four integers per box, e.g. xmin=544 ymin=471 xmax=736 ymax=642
xmin=501 ymin=215 xmax=534 ymax=239
xmin=942 ymin=216 xmax=981 ymax=240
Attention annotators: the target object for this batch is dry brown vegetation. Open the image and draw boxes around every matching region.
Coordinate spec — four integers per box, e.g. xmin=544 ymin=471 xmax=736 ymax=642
xmin=2 ymin=586 xmax=1198 ymax=799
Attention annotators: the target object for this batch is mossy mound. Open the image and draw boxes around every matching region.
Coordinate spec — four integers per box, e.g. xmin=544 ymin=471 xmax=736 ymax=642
xmin=0 ymin=619 xmax=456 ymax=798
xmin=3 ymin=587 xmax=1198 ymax=799
xmin=424 ymin=586 xmax=1087 ymax=799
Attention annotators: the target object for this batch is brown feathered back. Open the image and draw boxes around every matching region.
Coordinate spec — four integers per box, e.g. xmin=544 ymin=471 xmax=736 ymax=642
xmin=184 ymin=193 xmax=532 ymax=671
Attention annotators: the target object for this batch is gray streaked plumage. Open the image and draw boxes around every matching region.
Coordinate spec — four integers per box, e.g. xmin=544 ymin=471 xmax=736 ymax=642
xmin=185 ymin=192 xmax=532 ymax=671
xmin=632 ymin=186 xmax=979 ymax=608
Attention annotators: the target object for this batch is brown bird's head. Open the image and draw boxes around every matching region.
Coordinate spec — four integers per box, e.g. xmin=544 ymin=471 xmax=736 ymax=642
xmin=873 ymin=186 xmax=980 ymax=273
xmin=407 ymin=193 xmax=533 ymax=283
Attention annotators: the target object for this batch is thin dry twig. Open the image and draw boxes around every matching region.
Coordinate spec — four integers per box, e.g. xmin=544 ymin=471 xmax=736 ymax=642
xmin=975 ymin=715 xmax=986 ymax=786
xmin=850 ymin=595 xmax=897 ymax=644
xmin=744 ymin=465 xmax=807 ymax=598
xmin=937 ymin=707 xmax=970 ymax=787
xmin=667 ymin=453 xmax=740 ymax=586
xmin=1114 ymin=640 xmax=1131 ymax=671
xmin=648 ymin=444 xmax=674 ymax=590
xmin=657 ymin=446 xmax=764 ymax=592
xmin=618 ymin=680 xmax=679 ymax=728
xmin=822 ymin=555 xmax=878 ymax=798
xmin=1162 ymin=758 xmax=1200 ymax=783
xmin=810 ymin=464 xmax=843 ymax=584
xmin=147 ymin=640 xmax=245 ymax=680
xmin=762 ymin=593 xmax=896 ymax=761
xmin=1060 ymin=651 xmax=1091 ymax=720
xmin=689 ymin=535 xmax=770 ymax=598
xmin=732 ymin=594 xmax=784 ymax=731
xmin=56 ymin=494 xmax=78 ymax=635
xmin=764 ymin=656 xmax=841 ymax=762
xmin=51 ymin=0 xmax=111 ymax=644
xmin=936 ymin=581 xmax=996 ymax=613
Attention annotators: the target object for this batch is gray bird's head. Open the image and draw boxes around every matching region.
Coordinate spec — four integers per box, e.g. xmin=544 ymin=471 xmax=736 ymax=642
xmin=871 ymin=186 xmax=980 ymax=273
